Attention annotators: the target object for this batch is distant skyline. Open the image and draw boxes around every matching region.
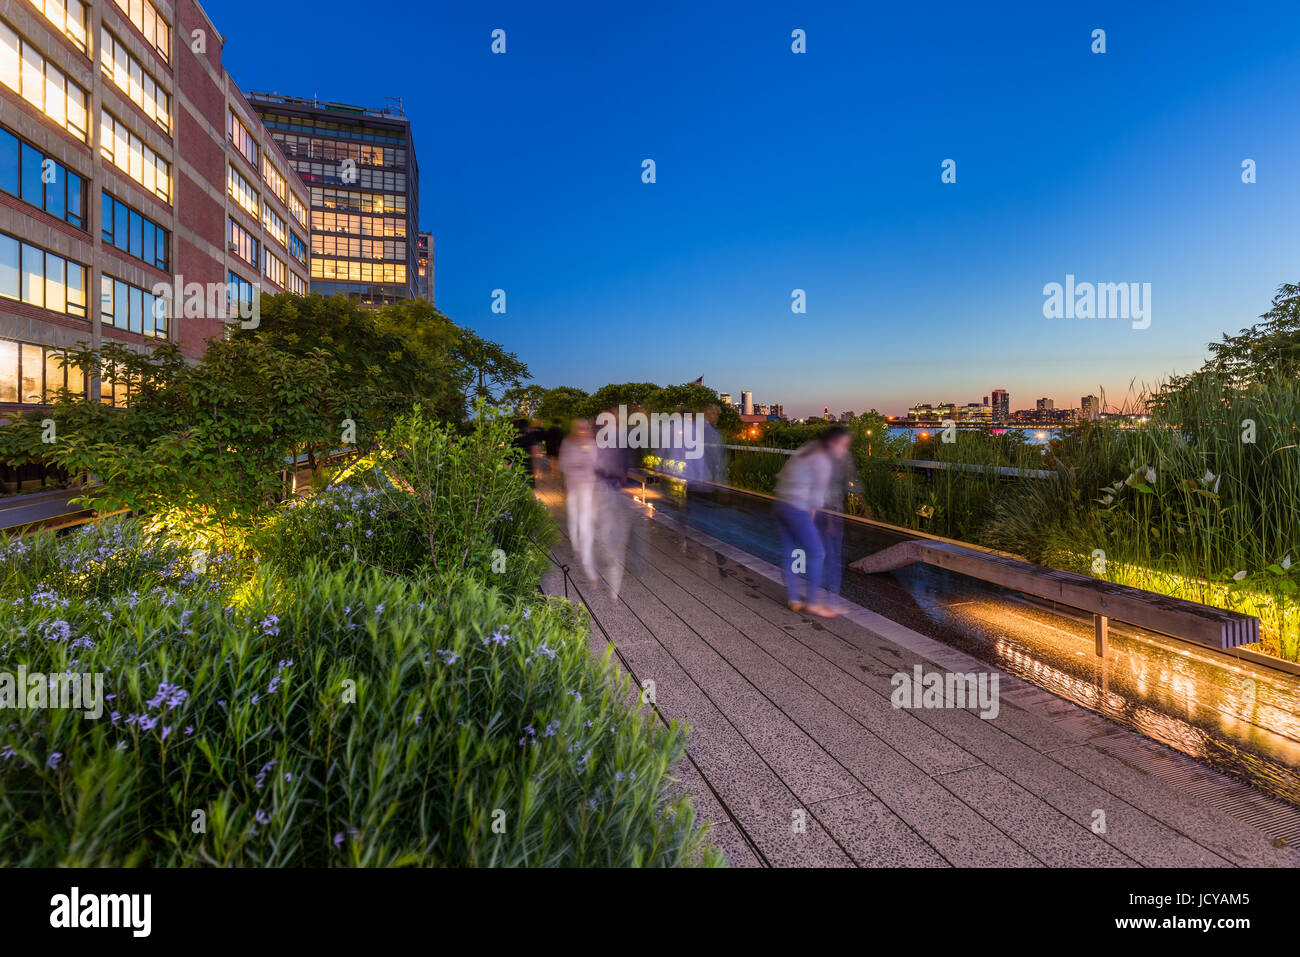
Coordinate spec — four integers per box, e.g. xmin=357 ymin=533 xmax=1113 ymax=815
xmin=710 ymin=383 xmax=1107 ymax=420
xmin=208 ymin=0 xmax=1300 ymax=419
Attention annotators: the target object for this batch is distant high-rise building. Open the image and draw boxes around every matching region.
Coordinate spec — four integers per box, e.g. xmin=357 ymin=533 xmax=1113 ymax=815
xmin=718 ymin=392 xmax=733 ymax=407
xmin=1081 ymin=395 xmax=1101 ymax=421
xmin=416 ymin=232 xmax=433 ymax=303
xmin=248 ymin=92 xmax=421 ymax=305
xmin=1036 ymin=397 xmax=1054 ymax=411
xmin=990 ymin=389 xmax=1010 ymax=424
xmin=741 ymin=391 xmax=753 ymax=415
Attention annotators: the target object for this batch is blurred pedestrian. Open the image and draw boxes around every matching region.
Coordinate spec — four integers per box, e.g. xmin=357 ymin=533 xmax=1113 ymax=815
xmin=819 ymin=431 xmax=862 ymax=612
xmin=513 ymin=418 xmax=544 ymax=487
xmin=773 ymin=426 xmax=851 ymax=617
xmin=559 ymin=418 xmax=599 ymax=584
xmin=593 ymin=411 xmax=633 ymax=601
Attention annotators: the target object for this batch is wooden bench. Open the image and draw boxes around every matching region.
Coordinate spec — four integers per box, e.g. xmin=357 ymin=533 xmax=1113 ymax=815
xmin=848 ymin=539 xmax=1260 ymax=655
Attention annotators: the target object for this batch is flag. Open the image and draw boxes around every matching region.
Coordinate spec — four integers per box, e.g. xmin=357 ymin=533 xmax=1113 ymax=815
xmin=691 ymin=376 xmax=704 ymax=386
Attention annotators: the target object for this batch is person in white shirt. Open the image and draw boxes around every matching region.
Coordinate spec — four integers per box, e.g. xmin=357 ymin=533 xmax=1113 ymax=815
xmin=559 ymin=418 xmax=600 ymax=584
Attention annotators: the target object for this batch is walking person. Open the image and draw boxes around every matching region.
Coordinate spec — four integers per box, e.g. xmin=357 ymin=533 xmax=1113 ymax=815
xmin=558 ymin=418 xmax=599 ymax=585
xmin=593 ymin=413 xmax=633 ymax=601
xmin=773 ymin=426 xmax=852 ymax=618
xmin=819 ymin=431 xmax=862 ymax=613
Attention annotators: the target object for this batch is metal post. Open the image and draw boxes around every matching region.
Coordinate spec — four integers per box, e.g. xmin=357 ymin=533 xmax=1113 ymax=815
xmin=1094 ymin=614 xmax=1108 ymax=657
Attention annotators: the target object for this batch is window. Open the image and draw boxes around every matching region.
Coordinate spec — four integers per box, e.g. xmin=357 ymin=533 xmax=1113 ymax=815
xmin=99 ymin=274 xmax=167 ymax=338
xmin=262 ymin=155 xmax=286 ymax=203
xmin=310 ymin=258 xmax=406 ymax=284
xmin=101 ymin=27 xmax=170 ymax=134
xmin=311 ymin=210 xmax=405 ymax=238
xmin=227 ymin=271 xmax=254 ymax=316
xmin=228 ymin=110 xmax=257 ymax=166
xmin=0 ymin=232 xmax=86 ymax=317
xmin=287 ymin=272 xmax=306 ymax=296
xmin=100 ymin=110 xmax=170 ymax=202
xmin=0 ymin=339 xmax=85 ymax=404
xmin=27 ymin=0 xmax=90 ymax=55
xmin=263 ymin=249 xmax=284 ymax=288
xmin=227 ymin=163 xmax=257 ymax=215
xmin=288 ymin=231 xmax=306 ymax=265
xmin=0 ymin=127 xmax=85 ymax=228
xmin=101 ymin=192 xmax=168 ymax=270
xmin=0 ymin=21 xmax=90 ymax=141
xmin=288 ymin=191 xmax=308 ymax=227
xmin=228 ymin=217 xmax=256 ymax=265
xmin=111 ymin=0 xmax=169 ymax=63
xmin=312 ymin=187 xmax=404 ymax=216
xmin=311 ymin=235 xmax=404 ymax=261
xmin=261 ymin=200 xmax=286 ymax=247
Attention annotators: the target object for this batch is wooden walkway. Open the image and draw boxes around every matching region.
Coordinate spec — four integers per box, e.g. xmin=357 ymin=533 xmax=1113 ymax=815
xmin=538 ymin=483 xmax=1300 ymax=868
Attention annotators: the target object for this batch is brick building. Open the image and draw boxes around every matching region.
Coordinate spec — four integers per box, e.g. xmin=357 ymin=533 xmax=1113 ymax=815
xmin=0 ymin=0 xmax=310 ymax=422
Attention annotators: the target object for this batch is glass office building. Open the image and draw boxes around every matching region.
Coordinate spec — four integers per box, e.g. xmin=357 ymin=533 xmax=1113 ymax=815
xmin=247 ymin=93 xmax=420 ymax=305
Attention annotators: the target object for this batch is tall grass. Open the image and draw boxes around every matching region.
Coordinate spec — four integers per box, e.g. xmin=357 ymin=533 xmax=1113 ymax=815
xmin=724 ymin=377 xmax=1300 ymax=660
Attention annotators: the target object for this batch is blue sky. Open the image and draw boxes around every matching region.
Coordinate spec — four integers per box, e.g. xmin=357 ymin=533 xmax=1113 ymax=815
xmin=210 ymin=0 xmax=1300 ymax=417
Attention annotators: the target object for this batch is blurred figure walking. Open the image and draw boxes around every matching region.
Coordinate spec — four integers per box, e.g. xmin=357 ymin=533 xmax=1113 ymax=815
xmin=820 ymin=433 xmax=862 ymax=613
xmin=679 ymin=404 xmax=726 ymax=550
xmin=559 ymin=418 xmax=599 ymax=584
xmin=774 ymin=426 xmax=852 ymax=618
xmin=593 ymin=413 xmax=633 ymax=601
xmin=513 ymin=419 xmax=544 ymax=487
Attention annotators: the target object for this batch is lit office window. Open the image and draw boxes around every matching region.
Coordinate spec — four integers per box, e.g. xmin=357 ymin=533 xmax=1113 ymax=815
xmin=310 ymin=258 xmax=406 ymax=284
xmin=111 ymin=0 xmax=169 ymax=63
xmin=227 ymin=163 xmax=258 ymax=216
xmin=0 ymin=339 xmax=85 ymax=404
xmin=288 ymin=191 xmax=308 ymax=227
xmin=101 ymin=191 xmax=168 ymax=270
xmin=0 ymin=232 xmax=86 ymax=317
xmin=228 ymin=110 xmax=257 ymax=166
xmin=26 ymin=0 xmax=89 ymax=55
xmin=0 ymin=126 xmax=85 ymax=228
xmin=100 ymin=110 xmax=170 ymax=202
xmin=99 ymin=273 xmax=167 ymax=338
xmin=263 ymin=249 xmax=284 ymax=288
xmin=287 ymin=272 xmax=306 ymax=296
xmin=0 ymin=21 xmax=90 ymax=141
xmin=261 ymin=201 xmax=286 ymax=247
xmin=100 ymin=27 xmax=170 ymax=134
xmin=262 ymin=155 xmax=287 ymax=203
xmin=228 ymin=217 xmax=257 ymax=265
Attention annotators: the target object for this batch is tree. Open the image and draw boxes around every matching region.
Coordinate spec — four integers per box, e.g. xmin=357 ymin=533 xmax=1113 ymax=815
xmin=452 ymin=329 xmax=529 ymax=404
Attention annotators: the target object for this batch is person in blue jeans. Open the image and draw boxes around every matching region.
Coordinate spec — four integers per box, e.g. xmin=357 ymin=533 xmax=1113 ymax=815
xmin=774 ymin=426 xmax=852 ymax=617
xmin=819 ymin=439 xmax=863 ymax=613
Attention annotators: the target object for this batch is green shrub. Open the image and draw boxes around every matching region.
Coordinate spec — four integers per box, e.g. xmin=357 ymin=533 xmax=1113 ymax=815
xmin=255 ymin=406 xmax=554 ymax=600
xmin=0 ymin=560 xmax=721 ymax=866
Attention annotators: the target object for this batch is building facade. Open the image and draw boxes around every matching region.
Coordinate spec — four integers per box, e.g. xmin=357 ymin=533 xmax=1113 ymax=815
xmin=990 ymin=388 xmax=1009 ymax=424
xmin=415 ymin=230 xmax=432 ymax=303
xmin=1080 ymin=394 xmax=1101 ymax=421
xmin=246 ymin=92 xmax=419 ymax=305
xmin=0 ymin=0 xmax=310 ymax=422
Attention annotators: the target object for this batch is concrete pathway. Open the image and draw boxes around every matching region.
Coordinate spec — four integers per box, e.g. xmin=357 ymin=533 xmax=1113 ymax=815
xmin=539 ymin=484 xmax=1300 ymax=868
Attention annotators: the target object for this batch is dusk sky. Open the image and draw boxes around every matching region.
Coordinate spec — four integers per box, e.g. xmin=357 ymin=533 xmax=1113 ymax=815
xmin=210 ymin=0 xmax=1300 ymax=417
